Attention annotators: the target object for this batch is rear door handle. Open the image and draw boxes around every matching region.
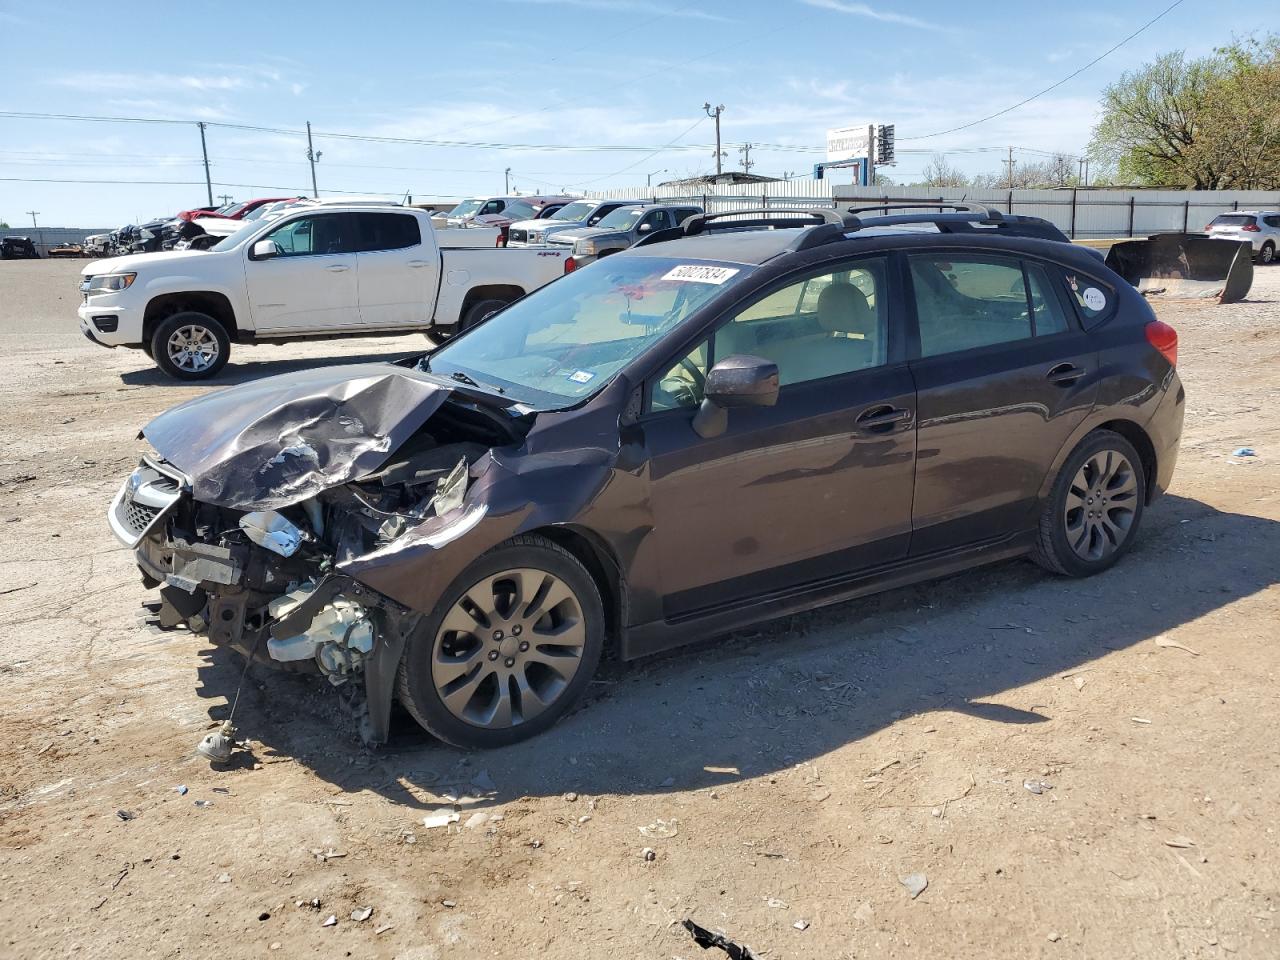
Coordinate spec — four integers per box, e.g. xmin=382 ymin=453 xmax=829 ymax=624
xmin=407 ymin=260 xmax=430 ymax=268
xmin=1046 ymin=362 xmax=1086 ymax=385
xmin=325 ymin=264 xmax=350 ymax=273
xmin=855 ymin=404 xmax=912 ymax=433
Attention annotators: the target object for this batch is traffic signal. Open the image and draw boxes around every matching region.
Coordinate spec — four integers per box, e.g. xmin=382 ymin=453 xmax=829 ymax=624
xmin=876 ymin=124 xmax=895 ymax=165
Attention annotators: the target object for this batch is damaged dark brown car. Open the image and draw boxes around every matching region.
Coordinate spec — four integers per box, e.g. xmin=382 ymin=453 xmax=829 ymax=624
xmin=110 ymin=206 xmax=1184 ymax=748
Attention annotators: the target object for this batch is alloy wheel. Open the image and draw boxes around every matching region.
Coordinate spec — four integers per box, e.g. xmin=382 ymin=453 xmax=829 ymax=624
xmin=166 ymin=324 xmax=220 ymax=373
xmin=1063 ymin=450 xmax=1139 ymax=561
xmin=430 ymin=567 xmax=587 ymax=728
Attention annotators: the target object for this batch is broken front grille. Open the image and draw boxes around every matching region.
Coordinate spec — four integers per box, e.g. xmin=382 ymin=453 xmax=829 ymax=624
xmin=107 ymin=456 xmax=187 ymax=548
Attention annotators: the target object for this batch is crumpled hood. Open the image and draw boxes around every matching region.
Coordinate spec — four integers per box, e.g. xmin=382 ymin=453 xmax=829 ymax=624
xmin=143 ymin=364 xmax=453 ymax=511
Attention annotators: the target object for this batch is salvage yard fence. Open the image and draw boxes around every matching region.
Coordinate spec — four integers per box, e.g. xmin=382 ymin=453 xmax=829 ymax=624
xmin=585 ymin=183 xmax=1280 ymax=241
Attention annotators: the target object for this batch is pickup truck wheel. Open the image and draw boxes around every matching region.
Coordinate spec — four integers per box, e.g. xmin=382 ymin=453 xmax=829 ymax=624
xmin=151 ymin=311 xmax=230 ymax=380
xmin=396 ymin=535 xmax=605 ymax=748
xmin=461 ymin=297 xmax=511 ymax=331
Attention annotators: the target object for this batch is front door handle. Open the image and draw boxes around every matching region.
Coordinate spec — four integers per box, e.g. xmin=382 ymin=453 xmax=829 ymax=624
xmin=1046 ymin=362 xmax=1086 ymax=385
xmin=407 ymin=260 xmax=430 ymax=268
xmin=855 ymin=404 xmax=912 ymax=433
xmin=324 ymin=264 xmax=351 ymax=273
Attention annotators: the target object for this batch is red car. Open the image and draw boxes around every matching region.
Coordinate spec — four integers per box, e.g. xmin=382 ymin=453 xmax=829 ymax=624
xmin=175 ymin=197 xmax=300 ymax=223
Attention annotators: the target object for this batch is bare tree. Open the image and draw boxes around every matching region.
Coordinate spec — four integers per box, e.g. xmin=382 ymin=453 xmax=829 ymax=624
xmin=917 ymin=154 xmax=969 ymax=188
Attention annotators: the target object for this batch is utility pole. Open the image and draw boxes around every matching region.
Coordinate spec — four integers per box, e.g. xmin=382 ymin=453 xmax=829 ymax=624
xmin=196 ymin=122 xmax=214 ymax=207
xmin=305 ymin=121 xmax=322 ymax=198
xmin=1083 ymin=157 xmax=1090 ymax=188
xmin=703 ymin=102 xmax=725 ymax=176
xmin=646 ymin=168 xmax=667 ymax=187
xmin=738 ymin=142 xmax=754 ymax=175
xmin=217 ymin=194 xmax=234 ymax=206
xmin=504 ymin=167 xmax=512 ymax=193
xmin=1004 ymin=146 xmax=1017 ymax=189
xmin=26 ymin=210 xmax=39 ymax=228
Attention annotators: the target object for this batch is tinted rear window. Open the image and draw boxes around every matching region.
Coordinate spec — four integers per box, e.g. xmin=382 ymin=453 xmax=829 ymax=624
xmin=355 ymin=213 xmax=421 ymax=251
xmin=1210 ymin=215 xmax=1256 ymax=227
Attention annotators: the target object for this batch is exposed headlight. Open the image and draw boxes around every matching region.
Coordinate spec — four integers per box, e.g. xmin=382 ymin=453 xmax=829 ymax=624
xmin=86 ymin=273 xmax=137 ymax=293
xmin=574 ymin=239 xmax=598 ymax=256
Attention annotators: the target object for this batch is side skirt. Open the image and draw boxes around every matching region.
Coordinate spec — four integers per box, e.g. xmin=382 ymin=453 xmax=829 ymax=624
xmin=620 ymin=532 xmax=1036 ymax=661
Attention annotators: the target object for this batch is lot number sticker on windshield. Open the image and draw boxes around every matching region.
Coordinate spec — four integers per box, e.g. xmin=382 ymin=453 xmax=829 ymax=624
xmin=1082 ymin=287 xmax=1107 ymax=311
xmin=663 ymin=264 xmax=740 ymax=285
xmin=567 ymin=370 xmax=596 ymax=384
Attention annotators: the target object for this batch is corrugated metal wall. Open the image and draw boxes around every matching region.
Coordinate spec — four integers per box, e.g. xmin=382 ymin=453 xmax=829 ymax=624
xmin=584 ymin=183 xmax=1280 ymax=239
xmin=0 ymin=227 xmax=114 ymax=256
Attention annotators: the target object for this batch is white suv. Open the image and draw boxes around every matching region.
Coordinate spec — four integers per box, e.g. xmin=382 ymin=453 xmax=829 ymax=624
xmin=1205 ymin=211 xmax=1279 ymax=265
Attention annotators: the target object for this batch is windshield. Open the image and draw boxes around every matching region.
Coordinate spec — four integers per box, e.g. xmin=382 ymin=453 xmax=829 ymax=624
xmin=447 ymin=199 xmax=485 ymax=219
xmin=240 ymin=203 xmax=278 ymax=222
xmin=548 ymin=201 xmax=594 ymax=222
xmin=222 ymin=202 xmax=252 ymax=219
xmin=424 ymin=256 xmax=749 ymax=407
xmin=501 ymin=200 xmax=541 ymax=221
xmin=595 ymin=208 xmax=645 ymax=230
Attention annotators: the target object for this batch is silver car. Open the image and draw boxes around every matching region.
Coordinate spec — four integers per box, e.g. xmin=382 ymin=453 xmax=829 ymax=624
xmin=1205 ymin=211 xmax=1279 ymax=265
xmin=506 ymin=198 xmax=644 ymax=247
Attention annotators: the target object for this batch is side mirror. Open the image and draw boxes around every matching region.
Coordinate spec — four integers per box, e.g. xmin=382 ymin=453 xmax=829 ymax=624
xmin=637 ymin=223 xmax=652 ymax=233
xmin=252 ymin=239 xmax=282 ymax=260
xmin=692 ymin=354 xmax=780 ymax=439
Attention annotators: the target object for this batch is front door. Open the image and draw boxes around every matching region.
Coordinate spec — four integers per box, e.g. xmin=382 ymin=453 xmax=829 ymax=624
xmin=640 ymin=256 xmax=917 ymax=618
xmin=905 ymin=252 xmax=1099 ymax=554
xmin=244 ymin=212 xmax=359 ymax=333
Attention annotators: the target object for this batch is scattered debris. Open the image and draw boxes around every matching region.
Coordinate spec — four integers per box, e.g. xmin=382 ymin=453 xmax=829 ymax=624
xmin=216 ymin=873 xmax=231 ymax=884
xmin=115 ymin=810 xmax=135 ymax=822
xmin=764 ymin=897 xmax=787 ymax=909
xmin=1131 ymin=717 xmax=1152 ymax=725
xmin=374 ymin=924 xmax=394 ymax=936
xmin=1165 ymin=836 xmax=1196 ymax=848
xmin=351 ymin=906 xmax=373 ymax=922
xmin=793 ymin=919 xmax=809 ymax=931
xmin=1048 ymin=932 xmax=1062 ymax=942
xmin=175 ymin=785 xmax=188 ymax=796
xmin=641 ymin=847 xmax=656 ymax=862
xmin=1023 ymin=780 xmax=1053 ymax=795
xmin=441 ymin=899 xmax=457 ymax=908
xmin=464 ymin=811 xmax=490 ymax=830
xmin=423 ymin=809 xmax=460 ymax=829
xmin=194 ymin=800 xmax=214 ymax=809
xmin=681 ymin=919 xmax=759 ymax=960
xmin=900 ymin=873 xmax=928 ymax=900
xmin=321 ymin=914 xmax=337 ymax=927
xmin=563 ymin=792 xmax=578 ymax=802
xmin=1231 ymin=447 xmax=1256 ymax=458
xmin=638 ymin=818 xmax=679 ymax=839
xmin=1154 ymin=636 xmax=1200 ymax=656
xmin=196 ymin=721 xmax=238 ymax=765
xmin=1074 ymin=675 xmax=1088 ymax=691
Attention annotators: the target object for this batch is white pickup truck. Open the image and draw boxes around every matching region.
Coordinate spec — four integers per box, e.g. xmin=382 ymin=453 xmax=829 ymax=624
xmin=78 ymin=204 xmax=570 ymax=379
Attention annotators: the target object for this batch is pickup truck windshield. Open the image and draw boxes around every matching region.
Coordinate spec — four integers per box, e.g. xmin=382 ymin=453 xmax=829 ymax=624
xmin=425 ymin=257 xmax=750 ymax=407
xmin=448 ymin=200 xmax=485 ymax=218
xmin=595 ymin=208 xmax=645 ymax=231
xmin=548 ymin=201 xmax=594 ymax=222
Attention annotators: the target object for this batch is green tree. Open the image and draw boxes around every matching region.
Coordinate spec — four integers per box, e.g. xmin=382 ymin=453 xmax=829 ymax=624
xmin=1091 ymin=35 xmax=1280 ymax=189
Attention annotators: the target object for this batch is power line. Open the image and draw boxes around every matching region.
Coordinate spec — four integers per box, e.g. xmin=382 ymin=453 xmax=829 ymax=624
xmin=902 ymin=0 xmax=1188 ymax=141
xmin=0 ymin=176 xmax=457 ymax=197
xmin=568 ymin=116 xmax=708 ymax=188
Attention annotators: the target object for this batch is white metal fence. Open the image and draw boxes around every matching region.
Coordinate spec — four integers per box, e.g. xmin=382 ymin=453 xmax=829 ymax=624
xmin=585 ymin=183 xmax=1280 ymax=239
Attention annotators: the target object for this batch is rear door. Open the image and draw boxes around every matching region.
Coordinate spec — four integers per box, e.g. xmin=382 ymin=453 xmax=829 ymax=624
xmin=905 ymin=251 xmax=1098 ymax=555
xmin=641 ymin=255 xmax=917 ymax=617
xmin=243 ymin=212 xmax=359 ymax=332
xmin=353 ymin=212 xmax=435 ymax=327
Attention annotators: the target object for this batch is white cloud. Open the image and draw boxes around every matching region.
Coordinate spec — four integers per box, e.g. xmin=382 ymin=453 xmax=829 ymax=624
xmin=798 ymin=0 xmax=948 ymax=32
xmin=499 ymin=0 xmax=732 ymax=23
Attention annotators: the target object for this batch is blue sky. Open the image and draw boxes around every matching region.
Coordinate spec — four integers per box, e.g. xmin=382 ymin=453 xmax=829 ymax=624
xmin=0 ymin=0 xmax=1269 ymax=226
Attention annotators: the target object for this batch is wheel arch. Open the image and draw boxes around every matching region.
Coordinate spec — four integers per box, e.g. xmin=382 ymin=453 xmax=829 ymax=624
xmin=143 ymin=291 xmax=238 ymax=344
xmin=460 ymin=284 xmax=526 ymax=320
xmin=528 ymin=523 xmax=627 ymax=660
xmin=1041 ymin=416 xmax=1158 ymax=506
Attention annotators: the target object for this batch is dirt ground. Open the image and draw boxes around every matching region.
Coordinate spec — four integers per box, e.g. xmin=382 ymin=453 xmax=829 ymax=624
xmin=1 ymin=256 xmax=1278 ymax=960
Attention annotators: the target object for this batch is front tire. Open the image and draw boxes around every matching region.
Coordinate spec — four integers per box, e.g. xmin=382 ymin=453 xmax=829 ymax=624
xmin=1033 ymin=430 xmax=1146 ymax=577
xmin=150 ymin=311 xmax=230 ymax=380
xmin=1258 ymin=242 xmax=1275 ymax=266
xmin=396 ymin=535 xmax=605 ymax=748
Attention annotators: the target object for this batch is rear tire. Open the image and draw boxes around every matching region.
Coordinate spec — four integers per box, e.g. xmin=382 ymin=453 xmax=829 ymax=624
xmin=396 ymin=535 xmax=605 ymax=748
xmin=461 ymin=297 xmax=511 ymax=331
xmin=1259 ymin=242 xmax=1275 ymax=266
xmin=1033 ymin=430 xmax=1146 ymax=577
xmin=150 ymin=311 xmax=231 ymax=380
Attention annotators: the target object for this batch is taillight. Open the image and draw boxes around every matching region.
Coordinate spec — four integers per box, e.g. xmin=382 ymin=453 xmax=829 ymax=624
xmin=1145 ymin=320 xmax=1177 ymax=367
xmin=1243 ymin=223 xmax=1260 ymax=232
xmin=564 ymin=256 xmax=577 ymax=274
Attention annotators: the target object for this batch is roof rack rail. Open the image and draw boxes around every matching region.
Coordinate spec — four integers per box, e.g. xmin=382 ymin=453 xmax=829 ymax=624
xmin=632 ymin=207 xmax=862 ymax=249
xmin=846 ymin=199 xmax=1005 ymax=221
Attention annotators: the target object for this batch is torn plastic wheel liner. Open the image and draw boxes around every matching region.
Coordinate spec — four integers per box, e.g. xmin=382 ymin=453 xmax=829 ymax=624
xmin=682 ymin=920 xmax=760 ymax=960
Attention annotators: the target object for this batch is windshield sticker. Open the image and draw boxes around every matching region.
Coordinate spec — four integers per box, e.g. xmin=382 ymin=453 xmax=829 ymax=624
xmin=567 ymin=370 xmax=596 ymax=384
xmin=663 ymin=264 xmax=740 ymax=285
xmin=1082 ymin=287 xmax=1107 ymax=311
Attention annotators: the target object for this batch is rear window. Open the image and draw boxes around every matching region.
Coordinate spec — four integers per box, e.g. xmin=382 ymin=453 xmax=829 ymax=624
xmin=354 ymin=212 xmax=421 ymax=252
xmin=1063 ymin=271 xmax=1115 ymax=328
xmin=1209 ymin=214 xmax=1256 ymax=227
